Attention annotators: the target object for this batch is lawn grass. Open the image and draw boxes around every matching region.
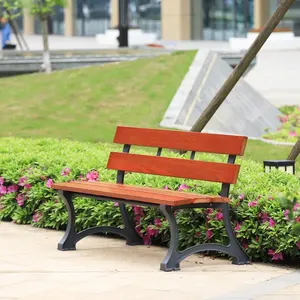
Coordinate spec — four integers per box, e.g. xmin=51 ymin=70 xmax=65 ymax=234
xmin=0 ymin=51 xmax=195 ymax=142
xmin=0 ymin=50 xmax=297 ymax=169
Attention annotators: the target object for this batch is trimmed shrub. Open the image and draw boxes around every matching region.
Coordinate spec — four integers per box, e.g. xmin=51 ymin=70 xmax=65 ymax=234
xmin=0 ymin=137 xmax=299 ymax=263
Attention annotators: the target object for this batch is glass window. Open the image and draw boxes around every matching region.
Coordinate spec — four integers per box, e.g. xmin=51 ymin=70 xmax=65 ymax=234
xmin=203 ymin=0 xmax=254 ymax=41
xmin=75 ymin=0 xmax=110 ymax=36
xmin=132 ymin=0 xmax=161 ymax=39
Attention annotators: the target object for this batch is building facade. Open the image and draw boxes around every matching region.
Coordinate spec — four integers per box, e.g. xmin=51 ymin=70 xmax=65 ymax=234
xmin=20 ymin=0 xmax=300 ymax=40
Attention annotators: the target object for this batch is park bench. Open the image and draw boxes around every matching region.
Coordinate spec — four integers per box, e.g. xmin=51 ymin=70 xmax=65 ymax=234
xmin=52 ymin=126 xmax=249 ymax=271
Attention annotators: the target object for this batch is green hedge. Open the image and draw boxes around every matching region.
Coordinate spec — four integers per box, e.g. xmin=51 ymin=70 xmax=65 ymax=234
xmin=0 ymin=137 xmax=299 ymax=263
xmin=263 ymin=105 xmax=299 ymax=142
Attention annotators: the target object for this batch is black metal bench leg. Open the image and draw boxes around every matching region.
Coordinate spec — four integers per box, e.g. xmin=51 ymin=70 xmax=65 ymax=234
xmin=159 ymin=205 xmax=180 ymax=272
xmin=119 ymin=203 xmax=143 ymax=246
xmin=57 ymin=191 xmax=78 ymax=251
xmin=222 ymin=203 xmax=249 ymax=265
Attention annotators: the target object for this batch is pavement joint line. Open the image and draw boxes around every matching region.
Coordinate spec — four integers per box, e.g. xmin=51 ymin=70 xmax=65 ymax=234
xmin=208 ymin=270 xmax=300 ymax=300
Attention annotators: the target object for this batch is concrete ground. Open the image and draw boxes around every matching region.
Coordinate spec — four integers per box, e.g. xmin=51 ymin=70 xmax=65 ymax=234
xmin=0 ymin=222 xmax=299 ymax=300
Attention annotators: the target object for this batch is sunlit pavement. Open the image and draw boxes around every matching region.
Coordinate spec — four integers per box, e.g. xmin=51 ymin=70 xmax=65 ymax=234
xmin=0 ymin=222 xmax=299 ymax=300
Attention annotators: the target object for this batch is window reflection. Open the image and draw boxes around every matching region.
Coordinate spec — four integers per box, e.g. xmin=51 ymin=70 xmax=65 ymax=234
xmin=130 ymin=0 xmax=161 ymax=38
xmin=75 ymin=0 xmax=110 ymax=36
xmin=203 ymin=0 xmax=254 ymax=41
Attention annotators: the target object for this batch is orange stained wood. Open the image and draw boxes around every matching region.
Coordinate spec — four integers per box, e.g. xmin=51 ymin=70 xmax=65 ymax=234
xmin=52 ymin=181 xmax=229 ymax=206
xmin=107 ymin=152 xmax=240 ymax=184
xmin=113 ymin=126 xmax=248 ymax=156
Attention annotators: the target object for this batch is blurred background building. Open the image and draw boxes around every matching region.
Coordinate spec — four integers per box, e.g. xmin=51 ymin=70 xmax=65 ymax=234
xmin=15 ymin=0 xmax=300 ymax=41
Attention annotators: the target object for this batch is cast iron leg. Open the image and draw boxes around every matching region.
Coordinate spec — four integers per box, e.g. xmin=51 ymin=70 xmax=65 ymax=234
xmin=222 ymin=204 xmax=249 ymax=265
xmin=119 ymin=203 xmax=143 ymax=246
xmin=57 ymin=191 xmax=77 ymax=251
xmin=159 ymin=205 xmax=180 ymax=271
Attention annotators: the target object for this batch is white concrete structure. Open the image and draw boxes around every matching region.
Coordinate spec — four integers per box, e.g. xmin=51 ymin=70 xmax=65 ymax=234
xmin=160 ymin=49 xmax=281 ymax=138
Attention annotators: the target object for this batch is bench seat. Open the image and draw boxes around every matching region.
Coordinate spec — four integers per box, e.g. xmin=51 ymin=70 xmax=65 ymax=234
xmin=52 ymin=181 xmax=230 ymax=206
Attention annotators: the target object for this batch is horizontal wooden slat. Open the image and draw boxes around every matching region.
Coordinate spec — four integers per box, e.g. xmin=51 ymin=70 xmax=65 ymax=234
xmin=107 ymin=153 xmax=240 ymax=184
xmin=75 ymin=181 xmax=229 ymax=202
xmin=114 ymin=126 xmax=248 ymax=156
xmin=52 ymin=181 xmax=230 ymax=206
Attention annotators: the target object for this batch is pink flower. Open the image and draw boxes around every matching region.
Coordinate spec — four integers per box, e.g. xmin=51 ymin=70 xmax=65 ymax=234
xmin=154 ymin=218 xmax=162 ymax=227
xmin=146 ymin=226 xmax=158 ymax=237
xmin=294 ymin=203 xmax=300 ymax=211
xmin=195 ymin=231 xmax=201 ymax=237
xmin=260 ymin=212 xmax=269 ymax=223
xmin=18 ymin=176 xmax=27 ymax=186
xmin=242 ymin=242 xmax=249 ymax=249
xmin=134 ymin=215 xmax=142 ymax=223
xmin=284 ymin=209 xmax=290 ymax=220
xmin=133 ymin=206 xmax=144 ymax=216
xmin=16 ymin=194 xmax=25 ymax=207
xmin=24 ymin=184 xmax=31 ymax=190
xmin=296 ymin=241 xmax=300 ymax=250
xmin=7 ymin=185 xmax=18 ymax=193
xmin=135 ymin=225 xmax=142 ymax=237
xmin=178 ymin=184 xmax=189 ymax=191
xmin=61 ymin=168 xmax=71 ymax=176
xmin=164 ymin=185 xmax=169 ymax=190
xmin=143 ymin=234 xmax=152 ymax=245
xmin=215 ymin=212 xmax=223 ymax=221
xmin=32 ymin=212 xmax=42 ymax=223
xmin=0 ymin=177 xmax=4 ymax=185
xmin=248 ymin=200 xmax=258 ymax=207
xmin=206 ymin=230 xmax=213 ymax=240
xmin=268 ymin=249 xmax=283 ymax=261
xmin=289 ymin=131 xmax=297 ymax=137
xmin=235 ymin=223 xmax=241 ymax=231
xmin=206 ymin=208 xmax=213 ymax=214
xmin=114 ymin=202 xmax=119 ymax=207
xmin=86 ymin=170 xmax=99 ymax=182
xmin=46 ymin=179 xmax=53 ymax=188
xmin=0 ymin=185 xmax=7 ymax=195
xmin=279 ymin=115 xmax=288 ymax=123
xmin=239 ymin=194 xmax=245 ymax=200
xmin=269 ymin=218 xmax=276 ymax=227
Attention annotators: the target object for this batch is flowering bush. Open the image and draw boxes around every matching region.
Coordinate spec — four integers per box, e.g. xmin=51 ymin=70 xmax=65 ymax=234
xmin=263 ymin=105 xmax=300 ymax=142
xmin=0 ymin=137 xmax=299 ymax=263
xmin=278 ymin=192 xmax=300 ymax=234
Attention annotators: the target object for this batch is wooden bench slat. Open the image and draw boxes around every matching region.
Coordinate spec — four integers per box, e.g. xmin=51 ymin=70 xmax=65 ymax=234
xmin=107 ymin=153 xmax=240 ymax=184
xmin=75 ymin=181 xmax=229 ymax=202
xmin=52 ymin=182 xmax=230 ymax=206
xmin=114 ymin=126 xmax=248 ymax=156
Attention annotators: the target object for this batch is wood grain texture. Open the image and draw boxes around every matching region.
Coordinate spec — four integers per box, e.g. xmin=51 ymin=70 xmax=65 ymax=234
xmin=113 ymin=126 xmax=248 ymax=155
xmin=107 ymin=152 xmax=240 ymax=184
xmin=52 ymin=181 xmax=230 ymax=206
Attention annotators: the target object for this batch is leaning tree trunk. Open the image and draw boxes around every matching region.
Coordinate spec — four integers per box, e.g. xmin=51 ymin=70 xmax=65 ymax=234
xmin=288 ymin=138 xmax=300 ymax=160
xmin=41 ymin=16 xmax=51 ymax=73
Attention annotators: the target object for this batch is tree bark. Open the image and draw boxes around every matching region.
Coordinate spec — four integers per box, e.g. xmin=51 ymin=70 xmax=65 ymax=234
xmin=41 ymin=17 xmax=52 ymax=74
xmin=191 ymin=0 xmax=296 ymax=133
xmin=288 ymin=138 xmax=300 ymax=160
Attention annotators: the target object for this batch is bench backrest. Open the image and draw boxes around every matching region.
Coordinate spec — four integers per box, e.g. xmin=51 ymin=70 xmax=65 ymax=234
xmin=107 ymin=126 xmax=247 ymax=185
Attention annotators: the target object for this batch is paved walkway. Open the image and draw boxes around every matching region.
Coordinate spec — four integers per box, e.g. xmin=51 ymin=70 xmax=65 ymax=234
xmin=0 ymin=222 xmax=299 ymax=300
